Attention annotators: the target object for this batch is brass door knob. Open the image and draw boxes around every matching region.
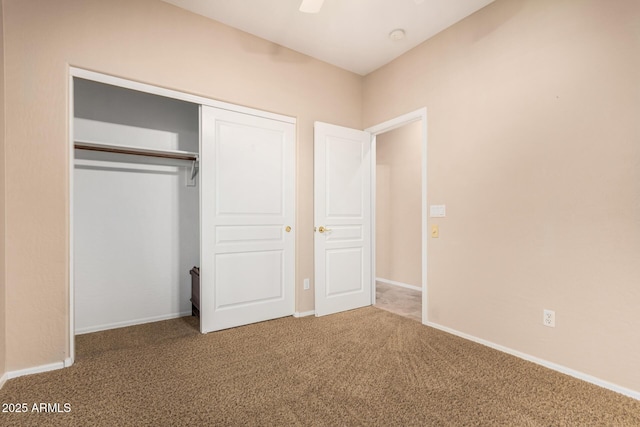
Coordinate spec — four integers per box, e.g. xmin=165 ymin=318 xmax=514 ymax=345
xmin=285 ymin=226 xmax=291 ymax=232
xmin=318 ymin=226 xmax=331 ymax=233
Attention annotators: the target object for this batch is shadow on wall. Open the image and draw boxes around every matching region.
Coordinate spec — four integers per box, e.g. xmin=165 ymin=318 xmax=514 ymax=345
xmin=471 ymin=0 xmax=524 ymax=42
xmin=236 ymin=28 xmax=314 ymax=66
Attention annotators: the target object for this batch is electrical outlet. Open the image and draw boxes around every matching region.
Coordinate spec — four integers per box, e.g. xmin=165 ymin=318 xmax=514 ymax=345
xmin=304 ymin=278 xmax=310 ymax=290
xmin=543 ymin=309 xmax=555 ymax=327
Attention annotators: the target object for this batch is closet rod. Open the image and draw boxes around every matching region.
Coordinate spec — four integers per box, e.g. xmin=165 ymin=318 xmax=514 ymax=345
xmin=74 ymin=141 xmax=198 ymax=162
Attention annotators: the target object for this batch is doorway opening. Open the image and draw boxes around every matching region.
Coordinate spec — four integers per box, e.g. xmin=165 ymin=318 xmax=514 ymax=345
xmin=373 ymin=120 xmax=423 ymax=322
xmin=366 ymin=108 xmax=427 ymax=325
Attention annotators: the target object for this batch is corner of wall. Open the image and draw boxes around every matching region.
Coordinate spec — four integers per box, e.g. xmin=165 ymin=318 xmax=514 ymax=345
xmin=0 ymin=0 xmax=8 ymax=389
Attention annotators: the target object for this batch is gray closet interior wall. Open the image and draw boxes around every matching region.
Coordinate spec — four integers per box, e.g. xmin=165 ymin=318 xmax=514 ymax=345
xmin=73 ymin=78 xmax=199 ymax=334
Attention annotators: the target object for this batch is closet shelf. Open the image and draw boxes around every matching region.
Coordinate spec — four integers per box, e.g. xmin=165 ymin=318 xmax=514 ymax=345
xmin=74 ymin=140 xmax=199 ymax=162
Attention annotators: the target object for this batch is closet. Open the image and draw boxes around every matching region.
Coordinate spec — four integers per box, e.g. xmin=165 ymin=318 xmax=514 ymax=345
xmin=72 ymin=72 xmax=296 ymax=337
xmin=73 ymin=78 xmax=200 ymax=334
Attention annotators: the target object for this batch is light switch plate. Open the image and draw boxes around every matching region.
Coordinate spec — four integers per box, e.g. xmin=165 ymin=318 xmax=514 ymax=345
xmin=430 ymin=204 xmax=446 ymax=217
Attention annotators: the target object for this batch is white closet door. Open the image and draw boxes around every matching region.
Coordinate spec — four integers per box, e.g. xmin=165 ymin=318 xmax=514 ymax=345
xmin=200 ymin=106 xmax=295 ymax=332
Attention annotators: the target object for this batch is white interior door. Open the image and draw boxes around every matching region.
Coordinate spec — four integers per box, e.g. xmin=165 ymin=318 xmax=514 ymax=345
xmin=201 ymin=106 xmax=295 ymax=332
xmin=314 ymin=122 xmax=372 ymax=316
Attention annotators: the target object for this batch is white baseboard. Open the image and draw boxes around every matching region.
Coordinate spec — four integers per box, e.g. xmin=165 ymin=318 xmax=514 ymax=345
xmin=75 ymin=311 xmax=192 ymax=335
xmin=376 ymin=277 xmax=422 ymax=292
xmin=426 ymin=321 xmax=640 ymax=401
xmin=0 ymin=371 xmax=8 ymax=389
xmin=294 ymin=310 xmax=315 ymax=318
xmin=7 ymin=361 xmax=66 ymax=381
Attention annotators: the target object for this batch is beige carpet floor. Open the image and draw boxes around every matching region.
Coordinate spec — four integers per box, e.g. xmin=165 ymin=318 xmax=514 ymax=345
xmin=1 ymin=307 xmax=639 ymax=426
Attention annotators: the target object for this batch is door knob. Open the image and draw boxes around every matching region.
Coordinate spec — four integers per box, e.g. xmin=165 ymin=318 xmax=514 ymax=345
xmin=318 ymin=226 xmax=331 ymax=233
xmin=285 ymin=226 xmax=291 ymax=232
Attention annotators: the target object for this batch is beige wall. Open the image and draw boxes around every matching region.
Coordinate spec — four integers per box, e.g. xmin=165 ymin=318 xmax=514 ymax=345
xmin=376 ymin=121 xmax=422 ymax=286
xmin=0 ymin=0 xmax=6 ymax=382
xmin=364 ymin=0 xmax=640 ymax=392
xmin=3 ymin=0 xmax=640 ymax=397
xmin=2 ymin=0 xmax=361 ymax=371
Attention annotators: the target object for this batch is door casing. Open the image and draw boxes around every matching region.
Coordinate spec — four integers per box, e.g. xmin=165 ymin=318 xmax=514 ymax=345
xmin=365 ymin=108 xmax=427 ymax=324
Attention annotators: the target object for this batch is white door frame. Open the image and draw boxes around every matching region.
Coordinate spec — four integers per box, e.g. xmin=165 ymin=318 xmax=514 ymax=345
xmin=68 ymin=67 xmax=296 ymax=365
xmin=364 ymin=108 xmax=428 ymax=324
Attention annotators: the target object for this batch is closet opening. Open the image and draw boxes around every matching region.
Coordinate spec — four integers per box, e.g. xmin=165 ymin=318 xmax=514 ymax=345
xmin=69 ymin=69 xmax=297 ymax=363
xmin=72 ymin=77 xmax=201 ymax=341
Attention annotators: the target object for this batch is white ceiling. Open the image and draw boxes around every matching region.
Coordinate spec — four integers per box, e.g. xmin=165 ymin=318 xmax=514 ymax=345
xmin=161 ymin=0 xmax=495 ymax=75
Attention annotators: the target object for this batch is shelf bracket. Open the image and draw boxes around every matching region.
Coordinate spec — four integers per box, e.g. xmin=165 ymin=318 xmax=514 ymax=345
xmin=187 ymin=159 xmax=199 ymax=187
xmin=191 ymin=159 xmax=199 ymax=180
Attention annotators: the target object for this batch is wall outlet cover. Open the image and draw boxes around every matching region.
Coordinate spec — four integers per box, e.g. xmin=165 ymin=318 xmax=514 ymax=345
xmin=543 ymin=309 xmax=555 ymax=327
